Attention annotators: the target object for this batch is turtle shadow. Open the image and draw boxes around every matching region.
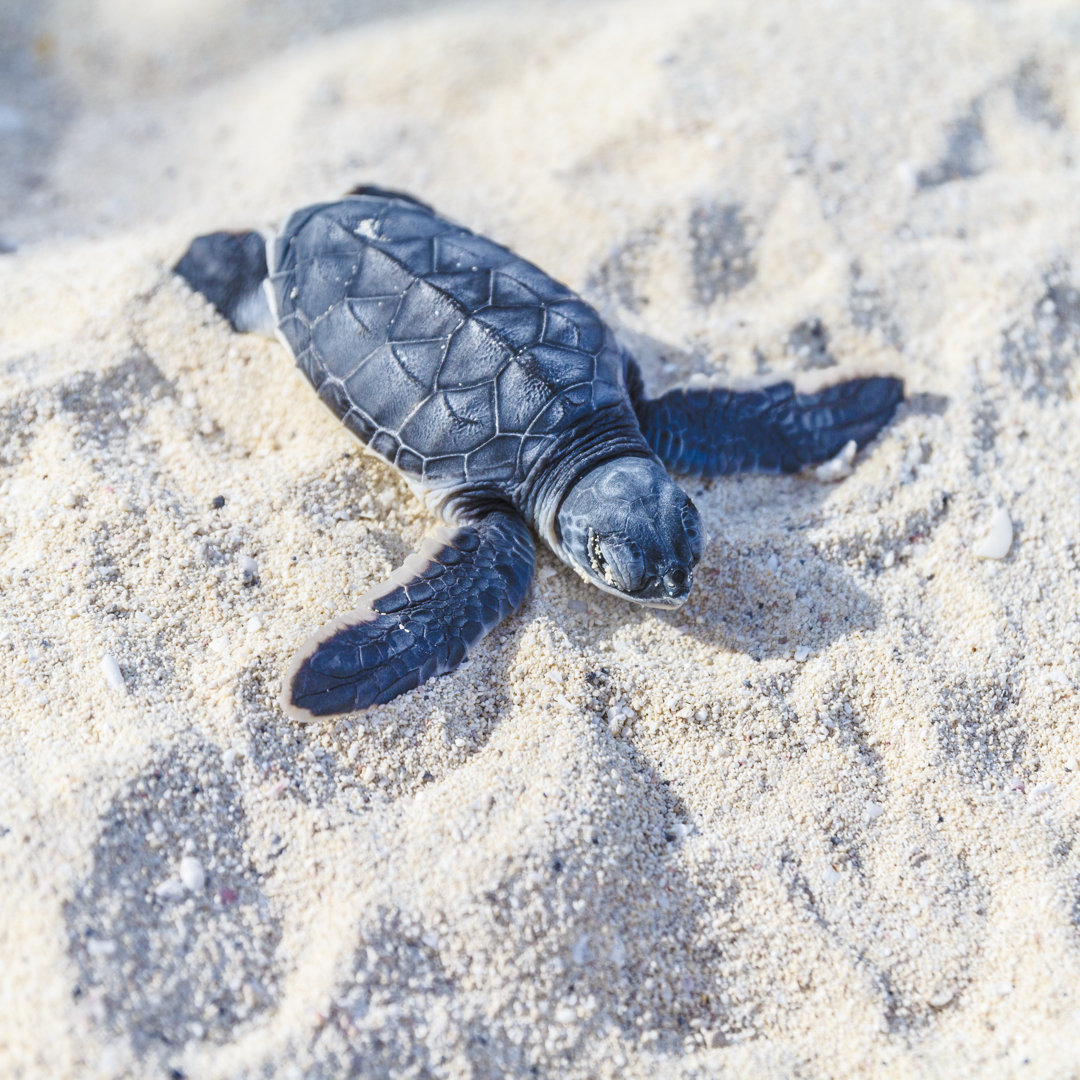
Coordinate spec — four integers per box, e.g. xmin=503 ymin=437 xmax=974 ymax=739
xmin=668 ymin=529 xmax=881 ymax=663
xmin=236 ymin=639 xmax=517 ymax=805
xmin=234 ymin=663 xmax=343 ymax=807
xmin=552 ymin=466 xmax=883 ymax=665
xmin=350 ymin=648 xmax=519 ymax=802
xmin=231 ymin=650 xmax=514 ymax=810
xmin=678 ymin=454 xmax=891 ymax=661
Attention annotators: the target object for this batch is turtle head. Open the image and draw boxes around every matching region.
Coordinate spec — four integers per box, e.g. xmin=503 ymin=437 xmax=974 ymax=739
xmin=555 ymin=458 xmax=705 ymax=608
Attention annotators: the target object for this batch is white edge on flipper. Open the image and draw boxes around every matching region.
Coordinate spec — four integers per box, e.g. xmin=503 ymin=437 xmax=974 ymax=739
xmin=280 ymin=526 xmax=462 ymax=723
xmin=233 ymin=282 xmax=276 ymax=336
xmin=264 ymin=232 xmax=290 ymax=351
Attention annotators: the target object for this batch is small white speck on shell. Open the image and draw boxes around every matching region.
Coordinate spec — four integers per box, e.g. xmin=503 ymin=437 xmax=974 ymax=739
xmin=973 ymin=507 xmax=1013 ymax=559
xmin=179 ymin=855 xmax=206 ymax=893
xmin=100 ymin=653 xmax=126 ymax=693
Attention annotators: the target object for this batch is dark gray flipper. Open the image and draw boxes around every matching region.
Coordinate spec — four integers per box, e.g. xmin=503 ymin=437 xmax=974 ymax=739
xmin=283 ymin=509 xmax=535 ymax=719
xmin=631 ymin=370 xmax=903 ymax=477
xmin=174 ymin=230 xmax=275 ymax=335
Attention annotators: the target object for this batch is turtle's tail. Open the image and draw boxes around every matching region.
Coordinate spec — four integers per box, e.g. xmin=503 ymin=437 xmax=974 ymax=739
xmin=174 ymin=230 xmax=275 ymax=336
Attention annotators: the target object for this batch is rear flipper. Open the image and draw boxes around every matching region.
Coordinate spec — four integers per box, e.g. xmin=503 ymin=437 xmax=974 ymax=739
xmin=174 ymin=230 xmax=275 ymax=335
xmin=283 ymin=509 xmax=535 ymax=719
xmin=633 ymin=373 xmax=903 ymax=477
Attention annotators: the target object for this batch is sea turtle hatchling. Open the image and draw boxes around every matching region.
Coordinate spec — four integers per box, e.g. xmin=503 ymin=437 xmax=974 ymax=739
xmin=175 ymin=186 xmax=902 ymax=719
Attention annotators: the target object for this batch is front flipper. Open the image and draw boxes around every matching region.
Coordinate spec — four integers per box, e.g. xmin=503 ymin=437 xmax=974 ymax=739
xmin=283 ymin=509 xmax=535 ymax=719
xmin=633 ymin=371 xmax=903 ymax=477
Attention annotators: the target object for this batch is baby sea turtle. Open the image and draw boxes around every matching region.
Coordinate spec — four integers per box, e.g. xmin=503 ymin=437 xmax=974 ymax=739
xmin=175 ymin=186 xmax=902 ymax=719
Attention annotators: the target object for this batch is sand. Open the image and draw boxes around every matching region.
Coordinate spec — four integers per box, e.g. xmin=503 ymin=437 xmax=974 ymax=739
xmin=2 ymin=0 xmax=1080 ymax=1076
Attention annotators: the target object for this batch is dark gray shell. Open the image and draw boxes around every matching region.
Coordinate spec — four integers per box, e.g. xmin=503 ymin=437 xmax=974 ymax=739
xmin=267 ymin=192 xmax=629 ymax=493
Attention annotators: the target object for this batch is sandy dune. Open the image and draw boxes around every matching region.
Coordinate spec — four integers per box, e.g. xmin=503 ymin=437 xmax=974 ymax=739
xmin=2 ymin=1 xmax=1080 ymax=1076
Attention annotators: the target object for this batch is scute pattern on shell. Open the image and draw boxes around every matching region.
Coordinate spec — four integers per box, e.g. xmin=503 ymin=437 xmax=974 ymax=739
xmin=268 ymin=193 xmax=628 ymax=491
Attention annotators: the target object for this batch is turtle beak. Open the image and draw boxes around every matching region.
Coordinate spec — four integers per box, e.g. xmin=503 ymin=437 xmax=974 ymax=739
xmin=630 ymin=565 xmax=692 ymax=608
xmin=662 ymin=566 xmax=691 ymax=600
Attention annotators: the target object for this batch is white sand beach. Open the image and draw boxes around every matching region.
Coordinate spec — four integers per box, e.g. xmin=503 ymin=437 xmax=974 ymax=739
xmin=2 ymin=1 xmax=1080 ymax=1076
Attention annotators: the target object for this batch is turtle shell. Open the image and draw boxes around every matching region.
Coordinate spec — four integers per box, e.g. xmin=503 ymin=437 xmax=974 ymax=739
xmin=268 ymin=191 xmax=628 ymax=494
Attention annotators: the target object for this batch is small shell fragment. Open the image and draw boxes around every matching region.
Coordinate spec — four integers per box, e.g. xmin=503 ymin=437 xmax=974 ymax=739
xmin=154 ymin=877 xmax=187 ymax=902
xmin=973 ymin=507 xmax=1013 ymax=559
xmin=240 ymin=555 xmax=259 ymax=585
xmin=100 ymin=653 xmax=126 ymax=693
xmin=179 ymin=855 xmax=206 ymax=893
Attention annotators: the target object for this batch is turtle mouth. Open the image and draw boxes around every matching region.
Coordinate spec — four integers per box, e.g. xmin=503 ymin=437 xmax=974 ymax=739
xmin=585 ymin=527 xmax=690 ymax=606
xmin=588 ymin=527 xmax=640 ymax=593
xmin=634 ymin=572 xmax=692 ymax=608
xmin=587 ymin=528 xmax=618 ymax=589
